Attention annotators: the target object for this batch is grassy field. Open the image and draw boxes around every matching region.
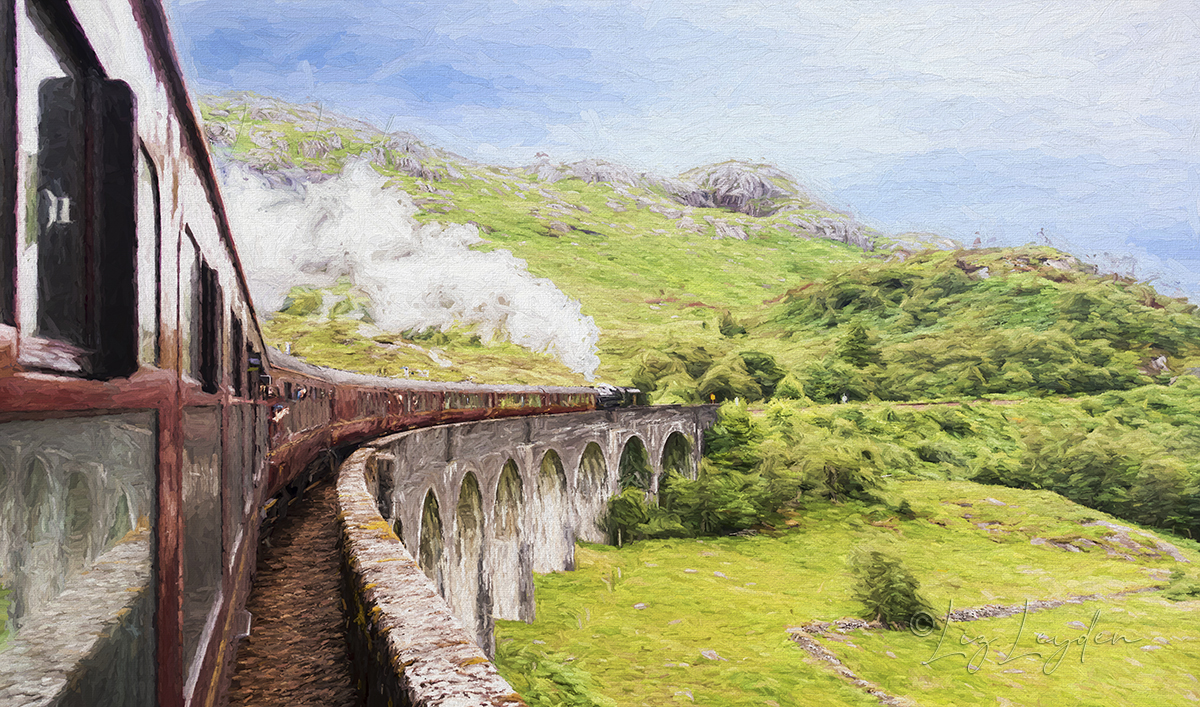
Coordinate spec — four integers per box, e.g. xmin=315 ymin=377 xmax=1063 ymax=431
xmin=494 ymin=479 xmax=1200 ymax=707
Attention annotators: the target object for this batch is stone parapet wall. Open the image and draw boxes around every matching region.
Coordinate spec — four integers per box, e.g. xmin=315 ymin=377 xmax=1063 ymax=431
xmin=336 ymin=447 xmax=527 ymax=707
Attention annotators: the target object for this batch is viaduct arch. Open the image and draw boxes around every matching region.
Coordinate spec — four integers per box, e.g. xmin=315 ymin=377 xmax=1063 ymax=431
xmin=355 ymin=405 xmax=717 ymax=656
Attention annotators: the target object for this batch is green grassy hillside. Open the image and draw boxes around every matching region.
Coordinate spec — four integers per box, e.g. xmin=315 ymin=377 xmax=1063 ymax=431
xmin=200 ymin=93 xmax=1199 ymax=400
xmin=200 ymin=93 xmax=876 ymax=384
xmin=200 ymin=92 xmax=1200 ymax=705
xmin=494 ymin=476 xmax=1200 ymax=707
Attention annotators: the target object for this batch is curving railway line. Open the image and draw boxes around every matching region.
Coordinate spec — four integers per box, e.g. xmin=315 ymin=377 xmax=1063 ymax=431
xmin=0 ymin=1 xmax=629 ymax=705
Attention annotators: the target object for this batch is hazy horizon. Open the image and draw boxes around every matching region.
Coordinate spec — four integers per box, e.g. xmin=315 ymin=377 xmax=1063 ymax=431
xmin=166 ymin=0 xmax=1200 ymax=301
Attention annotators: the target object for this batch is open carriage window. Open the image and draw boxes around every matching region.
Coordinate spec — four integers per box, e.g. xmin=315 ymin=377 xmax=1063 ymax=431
xmin=14 ymin=5 xmax=138 ymax=378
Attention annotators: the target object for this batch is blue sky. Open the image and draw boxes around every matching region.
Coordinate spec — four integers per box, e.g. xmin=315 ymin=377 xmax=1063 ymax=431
xmin=167 ymin=0 xmax=1200 ymax=301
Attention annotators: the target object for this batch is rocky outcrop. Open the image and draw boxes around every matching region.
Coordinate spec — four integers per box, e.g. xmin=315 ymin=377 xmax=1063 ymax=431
xmin=568 ymin=158 xmax=644 ymax=187
xmin=785 ymin=215 xmax=873 ymax=251
xmin=708 ymin=218 xmax=748 ymax=241
xmin=299 ymin=134 xmax=343 ymax=159
xmin=677 ymin=161 xmax=826 ymax=217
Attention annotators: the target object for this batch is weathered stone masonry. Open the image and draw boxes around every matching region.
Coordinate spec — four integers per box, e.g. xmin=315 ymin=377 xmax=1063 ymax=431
xmin=335 ymin=406 xmax=716 ymax=705
xmin=338 ymin=448 xmax=525 ymax=707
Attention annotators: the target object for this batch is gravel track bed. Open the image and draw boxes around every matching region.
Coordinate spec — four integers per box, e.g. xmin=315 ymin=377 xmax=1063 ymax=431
xmin=228 ymin=481 xmax=362 ymax=706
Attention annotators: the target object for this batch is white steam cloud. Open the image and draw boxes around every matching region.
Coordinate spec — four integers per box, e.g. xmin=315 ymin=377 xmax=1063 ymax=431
xmin=221 ymin=160 xmax=601 ymax=378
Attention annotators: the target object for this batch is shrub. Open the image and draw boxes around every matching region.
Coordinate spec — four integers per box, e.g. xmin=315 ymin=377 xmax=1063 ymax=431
xmin=773 ymin=373 xmax=807 ymax=400
xmin=697 ymin=357 xmax=762 ymax=403
xmin=835 ymin=318 xmax=879 ymax=368
xmin=629 ymin=349 xmax=686 ymax=394
xmin=663 ymin=461 xmax=782 ymax=536
xmin=494 ymin=642 xmax=617 ymax=707
xmin=703 ymin=401 xmax=763 ymax=473
xmin=794 ymin=436 xmax=885 ymax=503
xmin=718 ymin=309 xmax=747 ymax=337
xmin=1163 ymin=570 xmax=1200 ymax=602
xmin=849 ymin=549 xmax=935 ymax=629
xmin=598 ymin=488 xmax=690 ymax=545
xmin=739 ymin=351 xmax=787 ymax=398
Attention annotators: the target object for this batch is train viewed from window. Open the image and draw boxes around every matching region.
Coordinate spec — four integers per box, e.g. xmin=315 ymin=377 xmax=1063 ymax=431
xmin=0 ymin=2 xmax=614 ymax=706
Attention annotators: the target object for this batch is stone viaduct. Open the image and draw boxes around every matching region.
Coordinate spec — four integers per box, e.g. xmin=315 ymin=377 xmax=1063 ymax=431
xmin=340 ymin=404 xmax=718 ymax=677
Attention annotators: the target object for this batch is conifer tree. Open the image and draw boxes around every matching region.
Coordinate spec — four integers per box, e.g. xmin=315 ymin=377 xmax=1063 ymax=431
xmin=836 ymin=319 xmax=877 ymax=368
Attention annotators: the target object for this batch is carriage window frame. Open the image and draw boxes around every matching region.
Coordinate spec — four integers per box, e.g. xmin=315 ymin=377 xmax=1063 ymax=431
xmin=13 ymin=5 xmax=139 ymax=379
xmin=136 ymin=145 xmax=161 ymax=366
xmin=1 ymin=0 xmax=16 ymax=328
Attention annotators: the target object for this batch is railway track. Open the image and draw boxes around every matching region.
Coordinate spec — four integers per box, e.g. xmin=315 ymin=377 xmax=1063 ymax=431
xmin=227 ymin=481 xmax=363 ymax=707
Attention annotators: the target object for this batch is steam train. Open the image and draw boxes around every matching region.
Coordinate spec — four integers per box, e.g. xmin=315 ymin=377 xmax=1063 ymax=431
xmin=0 ymin=2 xmax=614 ymax=706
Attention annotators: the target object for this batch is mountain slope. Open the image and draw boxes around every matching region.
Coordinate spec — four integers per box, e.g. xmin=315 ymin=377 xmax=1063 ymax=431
xmin=199 ymin=93 xmax=1200 ymax=400
xmin=200 ymin=93 xmax=877 ymax=383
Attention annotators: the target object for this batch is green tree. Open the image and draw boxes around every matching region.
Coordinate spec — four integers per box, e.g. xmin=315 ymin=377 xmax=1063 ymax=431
xmin=849 ymin=549 xmax=936 ymax=629
xmin=662 ymin=461 xmax=777 ymax=535
xmin=697 ymin=355 xmax=762 ymax=403
xmin=739 ymin=351 xmax=787 ymax=399
xmin=1129 ymin=457 xmax=1189 ymax=529
xmin=703 ymin=401 xmax=763 ymax=473
xmin=836 ymin=319 xmax=877 ymax=368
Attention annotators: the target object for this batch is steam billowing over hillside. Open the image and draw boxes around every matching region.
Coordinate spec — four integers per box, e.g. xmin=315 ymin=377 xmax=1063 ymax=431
xmin=204 ymin=94 xmax=885 ymax=381
xmin=221 ymin=161 xmax=602 ymax=378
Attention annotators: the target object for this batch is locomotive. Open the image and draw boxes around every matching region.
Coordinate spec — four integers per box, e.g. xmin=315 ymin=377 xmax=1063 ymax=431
xmin=0 ymin=2 xmax=614 ymax=706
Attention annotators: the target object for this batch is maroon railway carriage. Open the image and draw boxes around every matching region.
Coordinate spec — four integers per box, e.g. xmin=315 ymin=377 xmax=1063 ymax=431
xmin=1 ymin=0 xmax=277 ymax=705
xmin=263 ymin=348 xmax=597 ymax=509
xmin=0 ymin=2 xmax=599 ymax=706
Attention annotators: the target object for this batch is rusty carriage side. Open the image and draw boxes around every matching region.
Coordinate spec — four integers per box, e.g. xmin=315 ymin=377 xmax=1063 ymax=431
xmin=0 ymin=0 xmax=271 ymax=705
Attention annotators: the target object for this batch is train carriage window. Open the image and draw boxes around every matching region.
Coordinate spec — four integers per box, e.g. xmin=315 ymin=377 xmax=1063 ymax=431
xmin=196 ymin=260 xmax=222 ymax=394
xmin=13 ymin=11 xmax=139 ymax=378
xmin=14 ymin=8 xmax=70 ymax=358
xmin=230 ymin=314 xmax=244 ymax=397
xmin=0 ymin=413 xmax=159 ymax=706
xmin=247 ymin=349 xmax=264 ymax=397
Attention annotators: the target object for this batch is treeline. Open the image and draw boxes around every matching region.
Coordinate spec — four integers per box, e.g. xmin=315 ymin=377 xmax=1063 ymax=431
xmin=629 ymin=247 xmax=1200 ymax=405
xmin=601 ymin=400 xmax=905 ymax=543
xmin=602 ymin=385 xmax=1200 ymax=544
xmin=779 ymin=248 xmax=1200 ymax=400
xmin=973 ymin=381 xmax=1200 ymax=536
